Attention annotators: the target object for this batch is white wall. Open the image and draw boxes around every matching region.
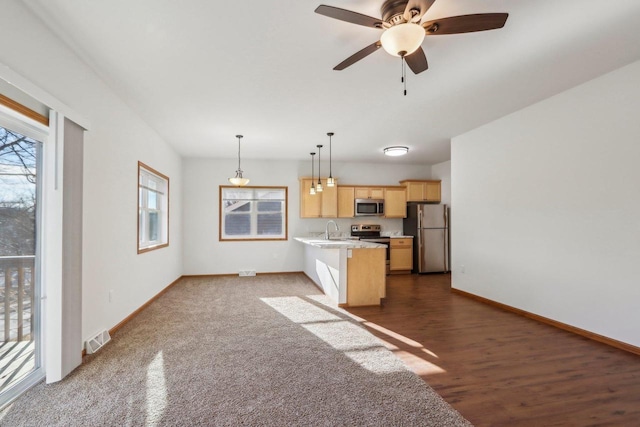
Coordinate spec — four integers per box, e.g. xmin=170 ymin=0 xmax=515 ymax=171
xmin=183 ymin=159 xmax=429 ymax=275
xmin=431 ymin=160 xmax=451 ymax=207
xmin=0 ymin=1 xmax=183 ymax=344
xmin=451 ymin=60 xmax=640 ymax=347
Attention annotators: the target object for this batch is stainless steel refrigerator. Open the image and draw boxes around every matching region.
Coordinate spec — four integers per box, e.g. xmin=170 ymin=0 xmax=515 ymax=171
xmin=403 ymin=203 xmax=449 ymax=273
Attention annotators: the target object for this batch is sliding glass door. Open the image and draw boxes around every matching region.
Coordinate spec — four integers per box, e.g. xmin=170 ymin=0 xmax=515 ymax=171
xmin=0 ymin=123 xmax=43 ymax=406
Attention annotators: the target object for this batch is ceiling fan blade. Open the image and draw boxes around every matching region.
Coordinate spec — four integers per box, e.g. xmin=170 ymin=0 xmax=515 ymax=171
xmin=315 ymin=5 xmax=383 ymax=28
xmin=333 ymin=41 xmax=382 ymax=70
xmin=405 ymin=47 xmax=428 ymax=74
xmin=422 ymin=13 xmax=509 ymax=35
xmin=403 ymin=0 xmax=436 ymax=22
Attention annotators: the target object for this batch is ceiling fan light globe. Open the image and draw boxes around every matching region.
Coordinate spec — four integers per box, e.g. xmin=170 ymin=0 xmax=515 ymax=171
xmin=380 ymin=23 xmax=425 ymax=57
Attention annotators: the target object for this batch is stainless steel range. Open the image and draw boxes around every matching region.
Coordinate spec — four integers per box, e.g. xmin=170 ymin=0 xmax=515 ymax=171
xmin=351 ymin=224 xmax=390 ymax=271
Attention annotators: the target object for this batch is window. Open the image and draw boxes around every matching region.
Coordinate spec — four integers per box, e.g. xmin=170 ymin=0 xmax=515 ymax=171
xmin=220 ymin=186 xmax=287 ymax=241
xmin=138 ymin=162 xmax=169 ymax=253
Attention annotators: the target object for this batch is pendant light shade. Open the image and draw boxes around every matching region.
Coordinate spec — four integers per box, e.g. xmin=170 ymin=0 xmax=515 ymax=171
xmin=309 ymin=152 xmax=316 ymax=195
xmin=229 ymin=135 xmax=250 ymax=186
xmin=316 ymin=144 xmax=323 ymax=192
xmin=326 ymin=132 xmax=335 ymax=187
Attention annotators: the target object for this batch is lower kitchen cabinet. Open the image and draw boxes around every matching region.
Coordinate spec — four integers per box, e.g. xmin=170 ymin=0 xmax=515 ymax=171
xmin=390 ymin=237 xmax=413 ymax=273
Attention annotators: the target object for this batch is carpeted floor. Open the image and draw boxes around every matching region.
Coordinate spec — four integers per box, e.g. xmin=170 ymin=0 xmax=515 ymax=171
xmin=0 ymin=274 xmax=472 ymax=426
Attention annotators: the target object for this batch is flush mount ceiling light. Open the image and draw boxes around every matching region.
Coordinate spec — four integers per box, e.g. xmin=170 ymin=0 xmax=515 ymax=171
xmin=384 ymin=146 xmax=409 ymax=156
xmin=228 ymin=135 xmax=250 ymax=186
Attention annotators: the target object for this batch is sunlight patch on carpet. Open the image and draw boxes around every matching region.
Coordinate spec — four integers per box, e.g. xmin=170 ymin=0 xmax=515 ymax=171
xmin=146 ymin=351 xmax=167 ymax=426
xmin=261 ymin=296 xmax=406 ymax=374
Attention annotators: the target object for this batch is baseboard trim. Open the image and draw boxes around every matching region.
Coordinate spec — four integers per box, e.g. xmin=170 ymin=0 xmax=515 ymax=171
xmin=181 ymin=273 xmax=237 ymax=279
xmin=452 ymin=287 xmax=640 ymax=357
xmin=109 ymin=275 xmax=183 ymax=337
xmin=181 ymin=271 xmax=303 ymax=279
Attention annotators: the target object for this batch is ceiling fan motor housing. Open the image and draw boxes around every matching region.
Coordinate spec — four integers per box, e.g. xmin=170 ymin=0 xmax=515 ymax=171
xmin=381 ymin=0 xmax=412 ymax=24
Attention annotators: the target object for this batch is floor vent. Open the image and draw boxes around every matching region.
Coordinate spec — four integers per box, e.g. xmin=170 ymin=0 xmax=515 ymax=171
xmin=85 ymin=329 xmax=111 ymax=354
xmin=239 ymin=270 xmax=256 ymax=277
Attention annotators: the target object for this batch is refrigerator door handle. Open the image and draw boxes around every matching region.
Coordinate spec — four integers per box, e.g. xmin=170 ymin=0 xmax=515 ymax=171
xmin=444 ymin=206 xmax=448 ymax=228
xmin=417 ymin=229 xmax=423 ymax=272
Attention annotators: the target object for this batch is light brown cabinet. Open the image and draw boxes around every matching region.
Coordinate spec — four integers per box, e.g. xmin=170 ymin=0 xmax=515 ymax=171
xmin=383 ymin=187 xmax=407 ymax=218
xmin=400 ymin=180 xmax=441 ymax=202
xmin=300 ymin=178 xmax=338 ymax=218
xmin=347 ymin=247 xmax=386 ymax=306
xmin=354 ymin=187 xmax=385 ymax=199
xmin=390 ymin=238 xmax=413 ymax=273
xmin=337 ymin=186 xmax=355 ymax=218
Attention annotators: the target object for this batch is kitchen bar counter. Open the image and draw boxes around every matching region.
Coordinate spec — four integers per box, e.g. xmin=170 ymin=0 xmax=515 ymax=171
xmin=295 ymin=237 xmax=386 ymax=307
xmin=294 ymin=237 xmax=387 ymax=249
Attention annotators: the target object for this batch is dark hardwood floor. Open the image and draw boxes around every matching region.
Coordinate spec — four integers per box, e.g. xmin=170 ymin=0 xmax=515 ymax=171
xmin=346 ymin=274 xmax=640 ymax=426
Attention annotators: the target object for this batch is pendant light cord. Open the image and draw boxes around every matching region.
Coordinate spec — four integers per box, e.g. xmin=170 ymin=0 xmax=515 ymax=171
xmin=237 ymin=138 xmax=241 ymax=171
xmin=235 ymin=135 xmax=243 ymax=175
xmin=328 ymin=134 xmax=332 ymax=178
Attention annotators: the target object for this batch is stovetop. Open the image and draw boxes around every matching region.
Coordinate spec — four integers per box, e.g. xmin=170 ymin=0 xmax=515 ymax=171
xmin=351 ymin=224 xmax=383 ymax=239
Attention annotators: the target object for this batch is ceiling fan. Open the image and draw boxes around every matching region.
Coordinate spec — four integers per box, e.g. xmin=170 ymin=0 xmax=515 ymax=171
xmin=315 ymin=0 xmax=509 ymax=75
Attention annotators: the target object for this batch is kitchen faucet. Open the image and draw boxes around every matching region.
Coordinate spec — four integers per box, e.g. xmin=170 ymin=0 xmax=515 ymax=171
xmin=325 ymin=220 xmax=339 ymax=240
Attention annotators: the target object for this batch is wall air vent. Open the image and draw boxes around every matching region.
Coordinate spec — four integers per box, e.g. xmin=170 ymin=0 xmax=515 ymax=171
xmin=85 ymin=329 xmax=111 ymax=354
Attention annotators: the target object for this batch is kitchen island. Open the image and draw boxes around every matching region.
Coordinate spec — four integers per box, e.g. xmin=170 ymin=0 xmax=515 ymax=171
xmin=295 ymin=237 xmax=386 ymax=307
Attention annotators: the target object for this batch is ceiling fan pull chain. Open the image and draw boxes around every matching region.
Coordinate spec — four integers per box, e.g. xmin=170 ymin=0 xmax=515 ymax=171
xmin=402 ymin=56 xmax=407 ymax=96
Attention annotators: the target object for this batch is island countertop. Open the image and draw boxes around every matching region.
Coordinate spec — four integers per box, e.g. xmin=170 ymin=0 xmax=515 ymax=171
xmin=295 ymin=237 xmax=386 ymax=307
xmin=294 ymin=237 xmax=387 ymax=249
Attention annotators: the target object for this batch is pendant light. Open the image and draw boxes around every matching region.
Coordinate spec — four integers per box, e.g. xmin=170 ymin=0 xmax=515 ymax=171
xmin=228 ymin=135 xmax=250 ymax=186
xmin=316 ymin=144 xmax=323 ymax=192
xmin=309 ymin=152 xmax=316 ymax=195
xmin=326 ymin=132 xmax=335 ymax=187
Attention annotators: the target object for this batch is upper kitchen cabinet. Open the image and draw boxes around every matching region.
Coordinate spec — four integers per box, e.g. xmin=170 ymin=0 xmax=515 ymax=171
xmin=338 ymin=186 xmax=355 ymax=218
xmin=354 ymin=187 xmax=385 ymax=199
xmin=384 ymin=187 xmax=407 ymax=218
xmin=400 ymin=180 xmax=441 ymax=203
xmin=300 ymin=178 xmax=338 ymax=218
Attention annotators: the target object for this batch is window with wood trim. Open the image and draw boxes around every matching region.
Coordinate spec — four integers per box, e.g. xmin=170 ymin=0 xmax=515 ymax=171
xmin=138 ymin=162 xmax=169 ymax=253
xmin=220 ymin=186 xmax=287 ymax=241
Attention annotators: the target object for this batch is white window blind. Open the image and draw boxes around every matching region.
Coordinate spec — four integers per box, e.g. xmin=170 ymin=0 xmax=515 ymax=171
xmin=138 ymin=162 xmax=169 ymax=252
xmin=220 ymin=187 xmax=287 ymax=240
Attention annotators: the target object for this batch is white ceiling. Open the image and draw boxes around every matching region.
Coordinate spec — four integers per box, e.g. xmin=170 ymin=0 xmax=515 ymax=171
xmin=24 ymin=0 xmax=640 ymax=165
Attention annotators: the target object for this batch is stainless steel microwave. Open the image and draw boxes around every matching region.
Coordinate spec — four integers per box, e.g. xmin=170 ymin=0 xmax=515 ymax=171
xmin=355 ymin=199 xmax=384 ymax=216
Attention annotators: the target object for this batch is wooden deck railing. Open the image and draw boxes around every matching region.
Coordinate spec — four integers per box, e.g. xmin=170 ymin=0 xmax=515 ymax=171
xmin=0 ymin=256 xmax=35 ymax=343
